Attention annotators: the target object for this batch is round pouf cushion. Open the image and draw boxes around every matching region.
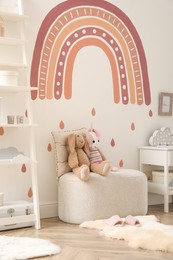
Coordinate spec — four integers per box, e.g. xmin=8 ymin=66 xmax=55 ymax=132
xmin=58 ymin=169 xmax=147 ymax=224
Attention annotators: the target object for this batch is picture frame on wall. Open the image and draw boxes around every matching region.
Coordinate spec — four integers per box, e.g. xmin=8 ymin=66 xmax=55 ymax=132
xmin=158 ymin=92 xmax=173 ymax=116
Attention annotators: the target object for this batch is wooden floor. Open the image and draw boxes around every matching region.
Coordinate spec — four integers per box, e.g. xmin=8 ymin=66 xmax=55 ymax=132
xmin=1 ymin=204 xmax=173 ymax=260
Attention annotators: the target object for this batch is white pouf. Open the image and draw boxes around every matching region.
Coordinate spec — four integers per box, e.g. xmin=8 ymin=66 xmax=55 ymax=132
xmin=58 ymin=169 xmax=148 ymax=224
xmin=51 ymin=128 xmax=148 ymax=224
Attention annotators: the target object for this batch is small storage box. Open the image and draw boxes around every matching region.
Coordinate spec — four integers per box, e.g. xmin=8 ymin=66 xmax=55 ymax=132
xmin=0 ymin=70 xmax=18 ymax=86
xmin=0 ymin=200 xmax=34 ymax=231
xmin=152 ymin=171 xmax=173 ymax=184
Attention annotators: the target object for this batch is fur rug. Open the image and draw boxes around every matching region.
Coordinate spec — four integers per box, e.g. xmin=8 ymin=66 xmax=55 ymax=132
xmin=0 ymin=235 xmax=61 ymax=260
xmin=80 ymin=215 xmax=173 ymax=253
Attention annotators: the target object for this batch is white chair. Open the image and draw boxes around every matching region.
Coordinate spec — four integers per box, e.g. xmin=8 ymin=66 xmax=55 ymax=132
xmin=52 ymin=128 xmax=148 ymax=224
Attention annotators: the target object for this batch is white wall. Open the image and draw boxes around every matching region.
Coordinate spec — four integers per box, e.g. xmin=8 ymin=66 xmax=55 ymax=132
xmin=5 ymin=0 xmax=173 ymax=217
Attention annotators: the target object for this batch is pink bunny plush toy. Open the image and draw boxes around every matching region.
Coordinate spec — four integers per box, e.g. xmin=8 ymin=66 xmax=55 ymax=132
xmin=85 ymin=129 xmax=112 ymax=176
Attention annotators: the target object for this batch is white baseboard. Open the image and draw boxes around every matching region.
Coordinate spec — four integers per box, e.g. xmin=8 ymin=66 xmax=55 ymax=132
xmin=39 ymin=202 xmax=58 ymax=219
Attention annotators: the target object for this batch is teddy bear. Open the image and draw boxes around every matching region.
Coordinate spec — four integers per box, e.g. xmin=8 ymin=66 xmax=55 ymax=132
xmin=85 ymin=129 xmax=112 ymax=176
xmin=67 ymin=132 xmax=90 ymax=181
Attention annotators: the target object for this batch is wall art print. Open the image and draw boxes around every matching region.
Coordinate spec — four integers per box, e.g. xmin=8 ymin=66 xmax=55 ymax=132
xmin=30 ymin=0 xmax=151 ymax=105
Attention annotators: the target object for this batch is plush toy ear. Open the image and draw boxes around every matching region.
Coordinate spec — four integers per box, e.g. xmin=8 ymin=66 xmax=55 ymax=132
xmin=92 ymin=129 xmax=101 ymax=139
xmin=85 ymin=131 xmax=93 ymax=149
xmin=83 ymin=134 xmax=90 ymax=156
xmin=67 ymin=134 xmax=76 ymax=153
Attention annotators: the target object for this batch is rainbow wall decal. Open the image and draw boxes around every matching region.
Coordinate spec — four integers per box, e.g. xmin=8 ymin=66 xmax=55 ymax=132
xmin=30 ymin=0 xmax=151 ymax=105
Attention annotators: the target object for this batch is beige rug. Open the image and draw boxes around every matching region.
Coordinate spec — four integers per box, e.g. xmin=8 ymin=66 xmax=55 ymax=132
xmin=0 ymin=235 xmax=61 ymax=260
xmin=80 ymin=215 xmax=173 ymax=253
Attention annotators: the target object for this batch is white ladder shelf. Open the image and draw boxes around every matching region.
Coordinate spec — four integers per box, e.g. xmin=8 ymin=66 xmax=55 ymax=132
xmin=0 ymin=0 xmax=40 ymax=230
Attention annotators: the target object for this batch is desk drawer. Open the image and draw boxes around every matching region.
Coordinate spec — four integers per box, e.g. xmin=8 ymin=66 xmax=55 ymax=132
xmin=140 ymin=149 xmax=173 ymax=166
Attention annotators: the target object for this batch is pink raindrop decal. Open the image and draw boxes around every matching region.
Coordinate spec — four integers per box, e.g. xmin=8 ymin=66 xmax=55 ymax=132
xmin=131 ymin=122 xmax=135 ymax=131
xmin=119 ymin=160 xmax=123 ymax=168
xmin=111 ymin=138 xmax=115 ymax=147
xmin=91 ymin=108 xmax=96 ymax=116
xmin=149 ymin=109 xmax=153 ymax=117
xmin=21 ymin=164 xmax=26 ymax=173
xmin=47 ymin=143 xmax=52 ymax=152
xmin=0 ymin=127 xmax=4 ymax=136
xmin=59 ymin=120 xmax=64 ymax=129
xmin=28 ymin=187 xmax=33 ymax=198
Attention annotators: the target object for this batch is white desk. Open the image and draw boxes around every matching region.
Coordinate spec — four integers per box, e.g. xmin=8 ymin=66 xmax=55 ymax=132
xmin=139 ymin=146 xmax=173 ymax=212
